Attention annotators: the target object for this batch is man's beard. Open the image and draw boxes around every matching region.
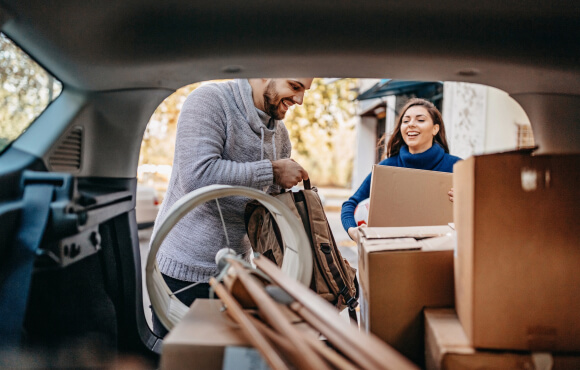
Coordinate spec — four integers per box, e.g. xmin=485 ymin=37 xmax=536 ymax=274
xmin=263 ymin=81 xmax=285 ymax=120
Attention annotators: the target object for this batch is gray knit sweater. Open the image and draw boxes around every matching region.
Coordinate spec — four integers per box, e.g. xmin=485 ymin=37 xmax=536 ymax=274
xmin=152 ymin=79 xmax=291 ymax=282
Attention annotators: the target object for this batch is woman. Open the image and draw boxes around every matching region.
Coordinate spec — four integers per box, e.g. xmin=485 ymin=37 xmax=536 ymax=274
xmin=341 ymin=98 xmax=461 ymax=242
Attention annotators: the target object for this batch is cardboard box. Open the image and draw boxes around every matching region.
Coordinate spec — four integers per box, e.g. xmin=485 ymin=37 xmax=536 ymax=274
xmin=161 ymin=299 xmax=253 ymax=370
xmin=358 ymin=225 xmax=455 ymax=366
xmin=425 ymin=308 xmax=580 ymax=370
xmin=454 ymin=152 xmax=580 ymax=351
xmin=161 ymin=299 xmax=316 ymax=369
xmin=368 ymin=165 xmax=453 ymax=227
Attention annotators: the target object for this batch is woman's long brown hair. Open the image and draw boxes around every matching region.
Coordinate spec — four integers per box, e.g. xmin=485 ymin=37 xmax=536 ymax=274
xmin=380 ymin=98 xmax=450 ymax=159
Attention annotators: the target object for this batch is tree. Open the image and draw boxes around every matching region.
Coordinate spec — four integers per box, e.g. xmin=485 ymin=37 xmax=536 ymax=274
xmin=284 ymin=78 xmax=358 ymax=187
xmin=139 ymin=83 xmax=200 ymax=166
xmin=0 ymin=33 xmax=62 ymax=152
xmin=138 ymin=82 xmax=200 ymax=187
xmin=138 ymin=78 xmax=359 ymax=189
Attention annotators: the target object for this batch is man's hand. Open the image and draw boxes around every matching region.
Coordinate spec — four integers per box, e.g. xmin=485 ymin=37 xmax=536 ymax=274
xmin=271 ymin=158 xmax=309 ymax=189
xmin=448 ymin=188 xmax=454 ymax=202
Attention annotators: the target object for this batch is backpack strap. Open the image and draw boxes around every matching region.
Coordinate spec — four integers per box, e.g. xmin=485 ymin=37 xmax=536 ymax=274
xmin=320 ymin=240 xmax=359 ymax=311
xmin=302 ymin=189 xmax=359 ymax=312
xmin=349 ymin=276 xmax=360 ymax=323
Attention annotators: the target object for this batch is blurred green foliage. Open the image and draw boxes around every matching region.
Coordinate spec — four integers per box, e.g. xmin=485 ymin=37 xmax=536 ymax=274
xmin=0 ymin=33 xmax=62 ymax=152
xmin=139 ymin=78 xmax=358 ymax=188
xmin=285 ymin=78 xmax=358 ymax=187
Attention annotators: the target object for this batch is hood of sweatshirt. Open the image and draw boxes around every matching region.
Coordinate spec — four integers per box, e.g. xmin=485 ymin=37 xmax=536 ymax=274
xmin=231 ymin=79 xmax=283 ymax=160
xmin=233 ymin=79 xmax=282 ymax=134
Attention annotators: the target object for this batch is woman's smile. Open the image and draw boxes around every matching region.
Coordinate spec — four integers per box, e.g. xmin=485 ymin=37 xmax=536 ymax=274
xmin=401 ymin=106 xmax=439 ymax=154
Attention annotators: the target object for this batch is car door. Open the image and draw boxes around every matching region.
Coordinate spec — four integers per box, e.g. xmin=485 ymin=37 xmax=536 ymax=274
xmin=0 ymin=32 xmax=168 ymax=366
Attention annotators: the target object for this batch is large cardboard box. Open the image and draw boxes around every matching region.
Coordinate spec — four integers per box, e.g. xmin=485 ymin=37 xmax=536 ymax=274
xmin=161 ymin=299 xmax=256 ymax=370
xmin=358 ymin=225 xmax=455 ymax=366
xmin=161 ymin=299 xmax=316 ymax=369
xmin=425 ymin=308 xmax=580 ymax=370
xmin=368 ymin=165 xmax=453 ymax=227
xmin=454 ymin=152 xmax=580 ymax=351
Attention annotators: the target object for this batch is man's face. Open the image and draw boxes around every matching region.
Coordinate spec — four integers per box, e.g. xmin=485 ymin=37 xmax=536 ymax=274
xmin=262 ymin=78 xmax=313 ymax=119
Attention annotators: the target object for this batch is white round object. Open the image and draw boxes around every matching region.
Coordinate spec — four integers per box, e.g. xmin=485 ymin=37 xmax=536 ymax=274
xmin=354 ymin=198 xmax=370 ymax=226
xmin=146 ymin=185 xmax=313 ymax=331
xmin=215 ymin=248 xmax=236 ymax=265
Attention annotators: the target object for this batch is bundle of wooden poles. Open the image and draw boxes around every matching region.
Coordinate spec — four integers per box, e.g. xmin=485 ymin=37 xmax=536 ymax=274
xmin=209 ymin=253 xmax=417 ymax=370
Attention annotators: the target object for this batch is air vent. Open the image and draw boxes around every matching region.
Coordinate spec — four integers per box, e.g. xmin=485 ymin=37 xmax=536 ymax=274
xmin=49 ymin=127 xmax=82 ymax=172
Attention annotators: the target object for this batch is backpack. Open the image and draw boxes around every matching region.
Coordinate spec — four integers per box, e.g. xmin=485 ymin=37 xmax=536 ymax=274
xmin=245 ymin=179 xmax=359 ymax=318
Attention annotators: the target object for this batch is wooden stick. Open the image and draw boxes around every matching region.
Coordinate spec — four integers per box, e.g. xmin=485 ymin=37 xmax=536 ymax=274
xmin=227 ymin=259 xmax=331 ymax=370
xmin=290 ymin=300 xmax=380 ymax=370
xmin=254 ymin=255 xmax=418 ymax=370
xmin=209 ymin=278 xmax=290 ymax=370
xmin=247 ymin=315 xmax=302 ymax=362
xmin=248 ymin=314 xmax=358 ymax=370
xmin=293 ymin=323 xmax=360 ymax=370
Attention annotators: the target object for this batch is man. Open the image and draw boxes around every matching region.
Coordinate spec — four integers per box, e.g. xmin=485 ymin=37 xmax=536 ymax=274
xmin=151 ymin=78 xmax=313 ymax=336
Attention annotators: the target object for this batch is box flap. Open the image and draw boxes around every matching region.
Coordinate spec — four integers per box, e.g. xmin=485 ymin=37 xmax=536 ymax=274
xmin=468 ymin=147 xmax=537 ymax=158
xmin=474 ymin=146 xmax=539 ymax=157
xmin=425 ymin=308 xmax=476 ymax=356
xmin=360 ymin=226 xmax=454 ymax=253
xmin=364 ymin=238 xmax=422 ymax=252
xmin=165 ymin=299 xmax=248 ymax=347
xmin=419 ymin=235 xmax=454 ymax=251
xmin=361 ymin=225 xmax=452 ymax=240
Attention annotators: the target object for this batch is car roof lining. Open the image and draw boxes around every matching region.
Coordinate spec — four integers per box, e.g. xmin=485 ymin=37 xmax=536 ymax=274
xmin=1 ymin=0 xmax=579 ymax=95
xmin=2 ymin=0 xmax=580 ymax=162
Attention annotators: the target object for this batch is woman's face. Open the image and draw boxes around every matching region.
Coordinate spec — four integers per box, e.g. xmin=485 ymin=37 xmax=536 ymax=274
xmin=400 ymin=106 xmax=439 ymax=154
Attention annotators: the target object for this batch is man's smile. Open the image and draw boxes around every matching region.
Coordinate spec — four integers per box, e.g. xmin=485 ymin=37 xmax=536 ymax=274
xmin=280 ymin=99 xmax=293 ymax=113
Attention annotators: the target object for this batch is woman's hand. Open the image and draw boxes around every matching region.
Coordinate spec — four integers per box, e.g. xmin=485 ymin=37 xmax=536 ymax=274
xmin=448 ymin=188 xmax=454 ymax=202
xmin=348 ymin=225 xmax=366 ymax=244
xmin=347 ymin=227 xmax=359 ymax=243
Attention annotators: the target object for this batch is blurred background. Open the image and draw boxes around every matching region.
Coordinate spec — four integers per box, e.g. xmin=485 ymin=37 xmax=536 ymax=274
xmin=136 ymin=77 xmax=533 ymax=245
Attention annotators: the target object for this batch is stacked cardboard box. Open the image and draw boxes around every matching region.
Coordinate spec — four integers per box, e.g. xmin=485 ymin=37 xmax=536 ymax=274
xmin=424 ymin=308 xmax=580 ymax=370
xmin=360 ymin=152 xmax=580 ymax=367
xmin=453 ymin=151 xmax=580 ymax=351
xmin=357 ymin=225 xmax=455 ymax=367
xmin=358 ymin=165 xmax=457 ymax=367
xmin=161 ymin=299 xmax=318 ymax=369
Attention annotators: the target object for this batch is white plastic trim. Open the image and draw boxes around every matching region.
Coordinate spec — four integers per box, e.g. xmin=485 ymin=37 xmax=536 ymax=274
xmin=146 ymin=185 xmax=313 ymax=331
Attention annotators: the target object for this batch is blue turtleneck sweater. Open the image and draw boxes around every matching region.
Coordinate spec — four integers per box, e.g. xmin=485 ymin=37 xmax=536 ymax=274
xmin=341 ymin=143 xmax=461 ymax=232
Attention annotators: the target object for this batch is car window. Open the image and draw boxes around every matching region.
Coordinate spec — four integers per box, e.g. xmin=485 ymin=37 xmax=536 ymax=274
xmin=0 ymin=32 xmax=62 ymax=153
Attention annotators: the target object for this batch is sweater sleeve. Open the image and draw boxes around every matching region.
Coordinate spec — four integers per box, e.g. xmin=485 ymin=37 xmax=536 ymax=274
xmin=174 ymin=87 xmax=273 ymax=193
xmin=341 ymin=158 xmax=396 ymax=233
xmin=341 ymin=171 xmax=373 ymax=233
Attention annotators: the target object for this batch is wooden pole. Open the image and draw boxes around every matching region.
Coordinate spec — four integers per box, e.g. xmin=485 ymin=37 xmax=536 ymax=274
xmin=248 ymin=314 xmax=359 ymax=370
xmin=290 ymin=300 xmax=380 ymax=369
xmin=254 ymin=255 xmax=418 ymax=370
xmin=227 ymin=259 xmax=331 ymax=370
xmin=209 ymin=277 xmax=290 ymax=370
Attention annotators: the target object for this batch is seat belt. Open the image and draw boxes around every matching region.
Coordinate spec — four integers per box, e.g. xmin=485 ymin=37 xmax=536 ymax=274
xmin=0 ymin=183 xmax=54 ymax=348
